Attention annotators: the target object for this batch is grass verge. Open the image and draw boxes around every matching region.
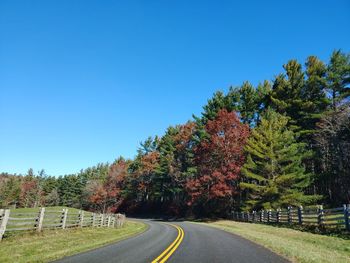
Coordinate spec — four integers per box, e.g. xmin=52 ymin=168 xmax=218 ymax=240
xmin=0 ymin=220 xmax=148 ymax=263
xmin=200 ymin=220 xmax=350 ymax=263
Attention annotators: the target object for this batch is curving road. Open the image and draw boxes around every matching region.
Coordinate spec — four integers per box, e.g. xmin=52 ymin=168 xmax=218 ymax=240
xmin=55 ymin=219 xmax=289 ymax=263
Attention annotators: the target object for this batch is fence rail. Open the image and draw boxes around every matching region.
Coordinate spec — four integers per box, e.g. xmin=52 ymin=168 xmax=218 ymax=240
xmin=0 ymin=208 xmax=126 ymax=241
xmin=232 ymin=204 xmax=350 ymax=231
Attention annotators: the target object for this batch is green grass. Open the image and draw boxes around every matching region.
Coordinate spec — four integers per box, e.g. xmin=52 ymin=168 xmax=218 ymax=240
xmin=200 ymin=220 xmax=350 ymax=263
xmin=0 ymin=220 xmax=148 ymax=263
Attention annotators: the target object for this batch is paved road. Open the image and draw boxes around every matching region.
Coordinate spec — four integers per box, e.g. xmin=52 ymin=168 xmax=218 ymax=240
xmin=55 ymin=219 xmax=289 ymax=263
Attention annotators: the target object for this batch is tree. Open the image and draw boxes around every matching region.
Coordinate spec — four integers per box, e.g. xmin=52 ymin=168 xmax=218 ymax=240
xmin=57 ymin=174 xmax=84 ymax=208
xmin=240 ymin=110 xmax=319 ymax=210
xmin=238 ymin=81 xmax=259 ymax=127
xmin=201 ymin=90 xmax=239 ymax=122
xmin=153 ymin=122 xmax=197 ymax=215
xmin=327 ymin=50 xmax=350 ymax=110
xmin=187 ymin=109 xmax=249 ymax=216
xmin=256 ymin=80 xmax=272 ymax=122
xmin=103 ymin=158 xmax=129 ymax=212
xmin=128 ymin=137 xmax=160 ymax=205
xmin=270 ymin=60 xmax=305 ymax=129
xmin=314 ymin=106 xmax=350 ymax=204
xmin=301 ymin=56 xmax=330 ymax=133
xmin=45 ymin=189 xmax=60 ymax=206
xmin=83 ymin=180 xmax=107 ymax=213
xmin=0 ymin=175 xmax=21 ymax=208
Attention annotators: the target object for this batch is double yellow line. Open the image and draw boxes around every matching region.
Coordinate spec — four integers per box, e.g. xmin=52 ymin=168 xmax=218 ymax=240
xmin=151 ymin=224 xmax=185 ymax=263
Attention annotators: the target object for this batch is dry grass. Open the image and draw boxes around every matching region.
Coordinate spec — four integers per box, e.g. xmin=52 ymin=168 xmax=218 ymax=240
xmin=201 ymin=220 xmax=350 ymax=263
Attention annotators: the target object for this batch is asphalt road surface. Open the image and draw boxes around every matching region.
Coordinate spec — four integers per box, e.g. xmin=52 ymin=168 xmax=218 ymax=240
xmin=54 ymin=219 xmax=289 ymax=263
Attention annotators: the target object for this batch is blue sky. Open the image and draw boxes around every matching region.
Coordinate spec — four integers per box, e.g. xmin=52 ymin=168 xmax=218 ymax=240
xmin=1 ymin=0 xmax=349 ymax=176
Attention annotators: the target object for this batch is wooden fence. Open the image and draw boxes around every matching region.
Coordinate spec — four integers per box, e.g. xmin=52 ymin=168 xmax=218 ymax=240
xmin=231 ymin=204 xmax=350 ymax=231
xmin=0 ymin=208 xmax=126 ymax=241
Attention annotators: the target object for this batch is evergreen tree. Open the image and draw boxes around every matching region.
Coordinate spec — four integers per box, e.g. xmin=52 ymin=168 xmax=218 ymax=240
xmin=240 ymin=110 xmax=319 ymax=210
xmin=256 ymin=80 xmax=272 ymax=120
xmin=238 ymin=81 xmax=259 ymax=127
xmin=0 ymin=176 xmax=21 ymax=207
xmin=327 ymin=50 xmax=350 ymax=110
xmin=301 ymin=56 xmax=330 ymax=132
xmin=201 ymin=89 xmax=240 ymax=122
xmin=270 ymin=60 xmax=305 ymax=128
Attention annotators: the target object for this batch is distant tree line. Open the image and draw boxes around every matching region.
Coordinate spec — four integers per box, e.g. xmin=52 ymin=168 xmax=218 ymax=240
xmin=1 ymin=50 xmax=349 ymax=217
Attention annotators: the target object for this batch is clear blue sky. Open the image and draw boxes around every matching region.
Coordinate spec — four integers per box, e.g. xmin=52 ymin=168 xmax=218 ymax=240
xmin=1 ymin=0 xmax=349 ymax=176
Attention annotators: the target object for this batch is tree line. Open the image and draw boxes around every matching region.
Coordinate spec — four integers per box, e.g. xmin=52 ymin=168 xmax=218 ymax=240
xmin=1 ymin=50 xmax=349 ymax=217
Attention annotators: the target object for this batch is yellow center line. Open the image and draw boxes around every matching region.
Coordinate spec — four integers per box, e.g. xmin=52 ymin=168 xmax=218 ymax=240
xmin=151 ymin=223 xmax=185 ymax=263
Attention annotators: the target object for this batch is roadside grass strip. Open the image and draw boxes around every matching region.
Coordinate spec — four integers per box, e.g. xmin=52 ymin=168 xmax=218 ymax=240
xmin=0 ymin=220 xmax=147 ymax=263
xmin=202 ymin=220 xmax=350 ymax=263
xmin=151 ymin=224 xmax=184 ymax=263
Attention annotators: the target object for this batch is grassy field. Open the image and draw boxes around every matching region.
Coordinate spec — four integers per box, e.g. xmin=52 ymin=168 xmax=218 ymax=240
xmin=0 ymin=220 xmax=147 ymax=263
xmin=201 ymin=220 xmax=350 ymax=263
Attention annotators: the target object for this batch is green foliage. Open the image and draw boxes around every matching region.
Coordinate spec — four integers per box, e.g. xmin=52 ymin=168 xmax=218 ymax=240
xmin=201 ymin=90 xmax=239 ymax=122
xmin=240 ymin=110 xmax=320 ymax=210
xmin=270 ymin=60 xmax=305 ymax=129
xmin=327 ymin=49 xmax=350 ymax=109
xmin=0 ymin=176 xmax=21 ymax=207
xmin=238 ymin=81 xmax=259 ymax=126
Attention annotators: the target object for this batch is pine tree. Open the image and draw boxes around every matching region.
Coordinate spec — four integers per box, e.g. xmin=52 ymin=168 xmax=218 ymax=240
xmin=154 ymin=126 xmax=178 ymax=203
xmin=327 ymin=50 xmax=350 ymax=110
xmin=256 ymin=80 xmax=272 ymax=121
xmin=201 ymin=89 xmax=240 ymax=123
xmin=240 ymin=110 xmax=319 ymax=210
xmin=270 ymin=60 xmax=305 ymax=128
xmin=239 ymin=81 xmax=259 ymax=127
xmin=301 ymin=56 xmax=330 ymax=133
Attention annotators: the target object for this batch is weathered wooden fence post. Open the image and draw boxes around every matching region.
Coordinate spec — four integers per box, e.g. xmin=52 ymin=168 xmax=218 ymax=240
xmin=116 ymin=214 xmax=122 ymax=228
xmin=298 ymin=206 xmax=303 ymax=225
xmin=267 ymin=209 xmax=271 ymax=223
xmin=288 ymin=206 xmax=292 ymax=224
xmin=79 ymin=210 xmax=84 ymax=228
xmin=318 ymin=205 xmax=324 ymax=226
xmin=62 ymin=208 xmax=68 ymax=229
xmin=107 ymin=215 xmax=111 ymax=227
xmin=115 ymin=214 xmax=119 ymax=228
xmin=343 ymin=204 xmax=350 ymax=231
xmin=0 ymin=209 xmax=10 ymax=241
xmin=260 ymin=210 xmax=264 ymax=222
xmin=92 ymin=213 xmax=96 ymax=227
xmin=112 ymin=215 xmax=116 ymax=227
xmin=100 ymin=214 xmax=104 ymax=227
xmin=122 ymin=214 xmax=125 ymax=227
xmin=276 ymin=209 xmax=281 ymax=223
xmin=37 ymin=207 xmax=45 ymax=232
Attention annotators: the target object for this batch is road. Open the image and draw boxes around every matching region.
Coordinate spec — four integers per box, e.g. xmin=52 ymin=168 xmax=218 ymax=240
xmin=55 ymin=219 xmax=289 ymax=263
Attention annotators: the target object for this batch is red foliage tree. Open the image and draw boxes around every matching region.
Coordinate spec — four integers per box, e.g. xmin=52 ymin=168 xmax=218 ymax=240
xmin=20 ymin=178 xmax=40 ymax=208
xmin=104 ymin=158 xmax=129 ymax=212
xmin=135 ymin=151 xmax=160 ymax=201
xmin=186 ymin=109 xmax=249 ymax=215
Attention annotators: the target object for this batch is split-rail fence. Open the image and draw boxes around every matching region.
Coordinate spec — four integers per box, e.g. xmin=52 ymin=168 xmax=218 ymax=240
xmin=232 ymin=204 xmax=350 ymax=231
xmin=0 ymin=207 xmax=126 ymax=241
